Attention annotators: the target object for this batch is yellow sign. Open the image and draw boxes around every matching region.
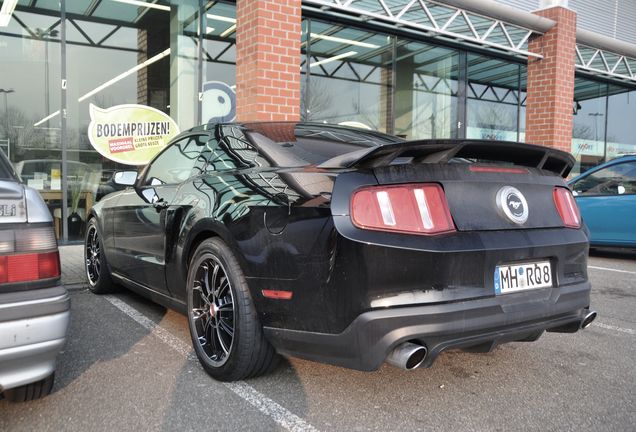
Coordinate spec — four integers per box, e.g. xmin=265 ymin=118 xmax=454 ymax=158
xmin=87 ymin=104 xmax=180 ymax=165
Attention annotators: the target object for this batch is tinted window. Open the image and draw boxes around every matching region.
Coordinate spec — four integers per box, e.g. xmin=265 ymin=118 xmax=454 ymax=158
xmin=144 ymin=135 xmax=208 ymax=185
xmin=242 ymin=123 xmax=402 ymax=166
xmin=572 ymin=161 xmax=636 ymax=196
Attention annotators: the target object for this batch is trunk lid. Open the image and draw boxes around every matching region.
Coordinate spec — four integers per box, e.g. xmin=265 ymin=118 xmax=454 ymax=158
xmin=323 ymin=139 xmax=573 ymax=231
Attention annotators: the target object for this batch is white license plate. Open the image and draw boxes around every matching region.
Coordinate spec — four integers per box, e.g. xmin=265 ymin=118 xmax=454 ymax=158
xmin=494 ymin=261 xmax=552 ymax=294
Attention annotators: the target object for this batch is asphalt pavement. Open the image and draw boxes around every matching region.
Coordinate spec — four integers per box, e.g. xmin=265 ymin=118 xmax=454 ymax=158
xmin=1 ymin=246 xmax=634 ymax=431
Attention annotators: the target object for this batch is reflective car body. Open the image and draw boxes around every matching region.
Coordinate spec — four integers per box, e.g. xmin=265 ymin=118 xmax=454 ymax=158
xmin=89 ymin=122 xmax=593 ymax=374
xmin=0 ymin=153 xmax=68 ymax=401
xmin=569 ymin=155 xmax=636 ymax=247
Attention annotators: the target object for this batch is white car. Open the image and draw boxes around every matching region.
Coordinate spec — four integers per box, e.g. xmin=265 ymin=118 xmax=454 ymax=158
xmin=0 ymin=153 xmax=69 ymax=402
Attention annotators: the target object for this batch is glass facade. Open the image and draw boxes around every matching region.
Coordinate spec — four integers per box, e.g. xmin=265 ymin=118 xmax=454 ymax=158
xmin=467 ymin=54 xmax=526 ymax=142
xmin=303 ymin=19 xmax=394 ymax=133
xmin=4 ymin=2 xmax=632 ymax=241
xmin=394 ymin=42 xmax=458 ymax=140
xmin=302 ymin=18 xmax=527 ymax=143
xmin=0 ymin=0 xmax=236 ymax=241
xmin=572 ymin=77 xmax=636 ymax=177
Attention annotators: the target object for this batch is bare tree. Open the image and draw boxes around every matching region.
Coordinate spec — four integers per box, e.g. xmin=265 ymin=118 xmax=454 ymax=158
xmin=301 ymin=79 xmax=334 ymax=121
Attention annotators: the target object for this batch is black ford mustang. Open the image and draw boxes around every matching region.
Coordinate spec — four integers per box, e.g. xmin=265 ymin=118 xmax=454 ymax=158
xmin=85 ymin=122 xmax=595 ymax=381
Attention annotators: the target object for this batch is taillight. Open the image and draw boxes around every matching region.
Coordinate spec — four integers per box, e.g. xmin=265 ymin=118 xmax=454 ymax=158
xmin=0 ymin=226 xmax=60 ymax=284
xmin=553 ymin=187 xmax=581 ymax=228
xmin=351 ymin=183 xmax=455 ymax=235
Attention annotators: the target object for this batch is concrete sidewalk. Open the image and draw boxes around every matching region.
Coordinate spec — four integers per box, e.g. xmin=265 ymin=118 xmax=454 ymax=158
xmin=59 ymin=244 xmax=87 ymax=288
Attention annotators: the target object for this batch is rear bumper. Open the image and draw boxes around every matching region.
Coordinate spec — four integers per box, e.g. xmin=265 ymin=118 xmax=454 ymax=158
xmin=264 ymin=280 xmax=591 ymax=371
xmin=0 ymin=286 xmax=70 ymax=392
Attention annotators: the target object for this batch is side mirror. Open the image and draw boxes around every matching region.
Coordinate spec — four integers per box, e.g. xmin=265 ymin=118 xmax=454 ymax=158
xmin=113 ymin=170 xmax=138 ymax=186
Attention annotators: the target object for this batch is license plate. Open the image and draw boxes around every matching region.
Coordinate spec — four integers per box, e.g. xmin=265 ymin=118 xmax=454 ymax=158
xmin=494 ymin=261 xmax=552 ymax=295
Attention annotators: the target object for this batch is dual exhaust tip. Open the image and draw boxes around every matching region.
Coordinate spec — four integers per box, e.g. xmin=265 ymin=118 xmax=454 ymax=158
xmin=580 ymin=310 xmax=597 ymax=330
xmin=386 ymin=342 xmax=427 ymax=370
xmin=387 ymin=310 xmax=598 ymax=370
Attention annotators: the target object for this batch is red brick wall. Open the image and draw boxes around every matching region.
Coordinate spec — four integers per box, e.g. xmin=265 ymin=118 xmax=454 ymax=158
xmin=525 ymin=7 xmax=577 ymax=152
xmin=236 ymin=0 xmax=301 ymax=122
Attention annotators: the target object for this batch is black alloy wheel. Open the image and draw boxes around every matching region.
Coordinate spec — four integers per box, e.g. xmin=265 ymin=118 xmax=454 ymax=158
xmin=84 ymin=219 xmax=114 ymax=294
xmin=187 ymin=238 xmax=279 ymax=381
xmin=191 ymin=256 xmax=235 ymax=366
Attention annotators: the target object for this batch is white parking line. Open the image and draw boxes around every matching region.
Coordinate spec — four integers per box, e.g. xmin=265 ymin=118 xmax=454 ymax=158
xmin=588 ymin=265 xmax=636 ymax=275
xmin=103 ymin=295 xmax=319 ymax=432
xmin=104 ymin=295 xmax=194 ymax=359
xmin=593 ymin=322 xmax=636 ymax=336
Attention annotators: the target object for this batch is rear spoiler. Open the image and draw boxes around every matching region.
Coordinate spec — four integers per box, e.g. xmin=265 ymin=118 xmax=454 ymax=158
xmin=319 ymin=139 xmax=575 ymax=177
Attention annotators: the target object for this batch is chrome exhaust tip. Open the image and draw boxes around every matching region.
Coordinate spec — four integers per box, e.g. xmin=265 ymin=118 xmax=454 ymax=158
xmin=386 ymin=342 xmax=427 ymax=370
xmin=580 ymin=310 xmax=598 ymax=329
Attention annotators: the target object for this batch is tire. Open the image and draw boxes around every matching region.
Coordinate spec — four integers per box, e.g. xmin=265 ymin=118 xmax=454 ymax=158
xmin=4 ymin=373 xmax=55 ymax=402
xmin=84 ymin=218 xmax=115 ymax=294
xmin=186 ymin=238 xmax=279 ymax=381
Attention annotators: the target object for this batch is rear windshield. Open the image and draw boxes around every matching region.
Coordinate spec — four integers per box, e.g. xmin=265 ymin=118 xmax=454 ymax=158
xmin=242 ymin=123 xmax=403 ymax=166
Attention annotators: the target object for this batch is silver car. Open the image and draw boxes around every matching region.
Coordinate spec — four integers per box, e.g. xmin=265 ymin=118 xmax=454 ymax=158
xmin=0 ymin=152 xmax=70 ymax=402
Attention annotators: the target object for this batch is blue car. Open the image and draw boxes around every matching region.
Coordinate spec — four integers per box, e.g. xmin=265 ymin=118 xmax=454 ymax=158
xmin=569 ymin=155 xmax=636 ymax=247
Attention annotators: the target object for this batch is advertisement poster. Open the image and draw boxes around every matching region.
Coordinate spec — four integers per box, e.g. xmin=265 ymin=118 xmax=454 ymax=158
xmin=88 ymin=104 xmax=180 ymax=165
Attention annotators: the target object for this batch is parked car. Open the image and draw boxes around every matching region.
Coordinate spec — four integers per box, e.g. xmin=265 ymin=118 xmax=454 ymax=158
xmin=569 ymin=155 xmax=636 ymax=248
xmin=85 ymin=122 xmax=595 ymax=381
xmin=0 ymin=152 xmax=69 ymax=401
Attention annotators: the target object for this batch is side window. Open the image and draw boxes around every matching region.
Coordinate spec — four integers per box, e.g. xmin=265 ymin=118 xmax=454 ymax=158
xmin=573 ymin=162 xmax=636 ymax=196
xmin=144 ymin=135 xmax=208 ymax=185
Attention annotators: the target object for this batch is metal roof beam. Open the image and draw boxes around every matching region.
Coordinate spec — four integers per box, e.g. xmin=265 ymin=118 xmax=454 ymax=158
xmin=302 ymin=0 xmax=543 ymax=59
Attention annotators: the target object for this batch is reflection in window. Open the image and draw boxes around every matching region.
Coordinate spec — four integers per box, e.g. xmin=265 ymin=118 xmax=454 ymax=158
xmin=467 ymin=54 xmax=522 ymax=142
xmin=202 ymin=1 xmax=237 ymax=125
xmin=394 ymin=42 xmax=458 ymax=140
xmin=607 ymin=87 xmax=636 ymax=160
xmin=145 ymin=135 xmax=207 ymax=185
xmin=572 ymin=162 xmax=636 ymax=196
xmin=305 ymin=19 xmax=393 ymax=132
xmin=572 ymin=78 xmax=608 ymax=176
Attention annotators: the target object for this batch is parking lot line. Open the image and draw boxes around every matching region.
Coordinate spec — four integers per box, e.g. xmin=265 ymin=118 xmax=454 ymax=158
xmin=103 ymin=295 xmax=319 ymax=432
xmin=588 ymin=265 xmax=636 ymax=275
xmin=593 ymin=322 xmax=636 ymax=336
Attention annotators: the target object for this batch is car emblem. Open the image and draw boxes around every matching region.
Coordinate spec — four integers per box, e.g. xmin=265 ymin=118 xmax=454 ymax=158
xmin=496 ymin=186 xmax=529 ymax=224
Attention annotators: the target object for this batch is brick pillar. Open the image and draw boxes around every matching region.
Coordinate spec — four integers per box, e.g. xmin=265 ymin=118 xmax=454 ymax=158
xmin=525 ymin=6 xmax=577 ymax=152
xmin=236 ymin=0 xmax=301 ymax=122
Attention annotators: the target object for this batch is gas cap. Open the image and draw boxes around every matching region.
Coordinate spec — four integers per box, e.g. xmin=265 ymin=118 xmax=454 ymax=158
xmin=264 ymin=193 xmax=290 ymax=235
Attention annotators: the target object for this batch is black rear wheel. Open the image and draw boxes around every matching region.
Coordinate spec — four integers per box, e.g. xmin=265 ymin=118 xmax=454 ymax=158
xmin=186 ymin=238 xmax=278 ymax=381
xmin=84 ymin=218 xmax=115 ymax=294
